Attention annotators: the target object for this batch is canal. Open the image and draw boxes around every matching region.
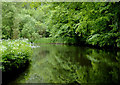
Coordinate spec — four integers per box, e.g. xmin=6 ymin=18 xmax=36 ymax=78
xmin=6 ymin=44 xmax=120 ymax=84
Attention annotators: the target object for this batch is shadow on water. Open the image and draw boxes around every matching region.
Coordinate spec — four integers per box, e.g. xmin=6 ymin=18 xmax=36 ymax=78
xmin=2 ymin=61 xmax=30 ymax=85
xmin=6 ymin=44 xmax=120 ymax=84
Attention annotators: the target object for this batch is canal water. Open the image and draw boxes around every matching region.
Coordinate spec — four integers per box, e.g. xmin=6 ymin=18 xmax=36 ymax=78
xmin=8 ymin=44 xmax=120 ymax=84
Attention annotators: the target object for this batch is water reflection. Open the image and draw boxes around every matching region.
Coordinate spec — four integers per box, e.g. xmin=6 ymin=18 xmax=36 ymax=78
xmin=10 ymin=44 xmax=120 ymax=84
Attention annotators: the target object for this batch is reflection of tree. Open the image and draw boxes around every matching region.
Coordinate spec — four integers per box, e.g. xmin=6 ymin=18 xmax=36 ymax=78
xmin=47 ymin=46 xmax=120 ymax=84
xmin=43 ymin=45 xmax=89 ymax=84
xmin=86 ymin=49 xmax=120 ymax=84
xmin=22 ymin=45 xmax=120 ymax=84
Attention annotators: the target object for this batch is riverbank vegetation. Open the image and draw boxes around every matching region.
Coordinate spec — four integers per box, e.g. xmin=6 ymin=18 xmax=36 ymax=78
xmin=0 ymin=39 xmax=32 ymax=72
xmin=2 ymin=2 xmax=120 ymax=48
xmin=1 ymin=2 xmax=120 ymax=84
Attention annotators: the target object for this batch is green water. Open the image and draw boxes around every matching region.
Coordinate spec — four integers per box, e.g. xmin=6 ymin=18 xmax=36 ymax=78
xmin=9 ymin=44 xmax=120 ymax=84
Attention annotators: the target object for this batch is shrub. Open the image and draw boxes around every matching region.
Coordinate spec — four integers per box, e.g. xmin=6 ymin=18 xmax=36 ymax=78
xmin=0 ymin=39 xmax=32 ymax=72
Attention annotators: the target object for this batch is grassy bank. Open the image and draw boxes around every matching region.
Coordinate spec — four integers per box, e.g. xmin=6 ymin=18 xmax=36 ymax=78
xmin=34 ymin=37 xmax=76 ymax=44
xmin=34 ymin=38 xmax=65 ymax=44
xmin=0 ymin=39 xmax=32 ymax=72
xmin=34 ymin=38 xmax=120 ymax=50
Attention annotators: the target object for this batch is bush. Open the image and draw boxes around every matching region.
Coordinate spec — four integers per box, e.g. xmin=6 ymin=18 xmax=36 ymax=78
xmin=0 ymin=39 xmax=32 ymax=72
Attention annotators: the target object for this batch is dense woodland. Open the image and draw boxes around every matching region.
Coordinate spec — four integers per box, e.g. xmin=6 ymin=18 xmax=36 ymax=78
xmin=1 ymin=2 xmax=120 ymax=84
xmin=2 ymin=2 xmax=120 ymax=47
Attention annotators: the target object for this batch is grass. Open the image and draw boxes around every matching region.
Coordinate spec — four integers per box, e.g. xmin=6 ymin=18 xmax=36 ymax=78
xmin=34 ymin=37 xmax=72 ymax=44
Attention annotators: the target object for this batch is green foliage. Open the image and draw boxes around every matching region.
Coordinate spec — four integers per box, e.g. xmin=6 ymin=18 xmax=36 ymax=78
xmin=44 ymin=2 xmax=120 ymax=47
xmin=2 ymin=2 xmax=48 ymax=42
xmin=0 ymin=39 xmax=32 ymax=72
xmin=2 ymin=2 xmax=120 ymax=47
